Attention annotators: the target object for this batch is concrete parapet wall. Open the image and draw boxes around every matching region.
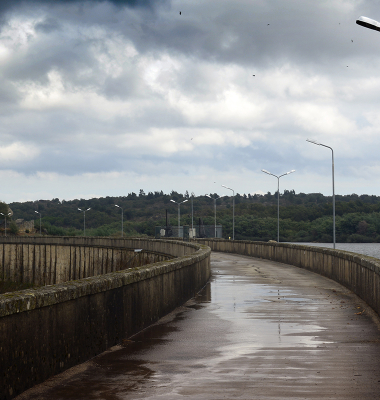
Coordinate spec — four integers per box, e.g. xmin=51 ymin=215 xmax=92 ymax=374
xmin=0 ymin=238 xmax=211 ymax=400
xmin=0 ymin=236 xmax=199 ymax=286
xmin=196 ymin=239 xmax=380 ymax=316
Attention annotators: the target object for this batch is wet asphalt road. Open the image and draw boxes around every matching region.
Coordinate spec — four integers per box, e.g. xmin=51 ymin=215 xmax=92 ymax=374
xmin=16 ymin=252 xmax=380 ymax=399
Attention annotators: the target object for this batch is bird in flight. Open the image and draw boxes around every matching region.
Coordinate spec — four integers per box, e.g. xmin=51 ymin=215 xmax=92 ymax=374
xmin=179 ymin=11 xmax=181 ymax=15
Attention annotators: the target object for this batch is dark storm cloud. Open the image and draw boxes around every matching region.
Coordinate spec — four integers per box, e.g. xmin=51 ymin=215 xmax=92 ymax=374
xmin=115 ymin=0 xmax=360 ymax=68
xmin=0 ymin=0 xmax=162 ymax=14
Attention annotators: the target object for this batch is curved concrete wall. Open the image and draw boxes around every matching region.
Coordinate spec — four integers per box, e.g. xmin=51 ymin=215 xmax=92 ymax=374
xmin=0 ymin=237 xmax=181 ymax=286
xmin=197 ymin=239 xmax=380 ymax=317
xmin=0 ymin=238 xmax=211 ymax=400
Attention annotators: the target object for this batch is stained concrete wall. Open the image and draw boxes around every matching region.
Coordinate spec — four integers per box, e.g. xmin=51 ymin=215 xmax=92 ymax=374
xmin=0 ymin=238 xmax=211 ymax=400
xmin=196 ymin=239 xmax=380 ymax=317
xmin=0 ymin=237 xmax=175 ymax=286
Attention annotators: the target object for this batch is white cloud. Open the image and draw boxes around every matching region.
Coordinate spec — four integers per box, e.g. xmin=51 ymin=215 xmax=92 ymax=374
xmin=0 ymin=0 xmax=379 ymax=201
xmin=0 ymin=142 xmax=39 ymax=163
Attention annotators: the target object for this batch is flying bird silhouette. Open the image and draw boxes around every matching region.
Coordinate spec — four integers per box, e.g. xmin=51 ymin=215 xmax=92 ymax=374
xmin=179 ymin=11 xmax=181 ymax=15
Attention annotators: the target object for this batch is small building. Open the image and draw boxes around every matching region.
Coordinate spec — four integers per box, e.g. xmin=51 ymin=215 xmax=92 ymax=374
xmin=15 ymin=219 xmax=35 ymax=233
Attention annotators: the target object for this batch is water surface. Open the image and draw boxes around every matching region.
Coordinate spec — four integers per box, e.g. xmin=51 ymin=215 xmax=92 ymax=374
xmin=290 ymin=242 xmax=380 ymax=260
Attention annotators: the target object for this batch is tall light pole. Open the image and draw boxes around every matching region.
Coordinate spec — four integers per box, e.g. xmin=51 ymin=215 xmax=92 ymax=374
xmin=78 ymin=207 xmax=91 ymax=236
xmin=190 ymin=192 xmax=195 ymax=238
xmin=307 ymin=139 xmax=335 ymax=249
xmin=0 ymin=212 xmax=11 ymax=237
xmin=170 ymin=199 xmax=188 ymax=237
xmin=191 ymin=192 xmax=195 ymax=231
xmin=261 ymin=169 xmax=295 ymax=242
xmin=221 ymin=184 xmax=235 ymax=240
xmin=206 ymin=194 xmax=222 ymax=238
xmin=115 ymin=204 xmax=123 ymax=237
xmin=356 ymin=16 xmax=380 ymax=32
xmin=34 ymin=211 xmax=42 ymax=235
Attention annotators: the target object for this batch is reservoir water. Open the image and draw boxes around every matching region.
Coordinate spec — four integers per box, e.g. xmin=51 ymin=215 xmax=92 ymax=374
xmin=291 ymin=242 xmax=380 ymax=260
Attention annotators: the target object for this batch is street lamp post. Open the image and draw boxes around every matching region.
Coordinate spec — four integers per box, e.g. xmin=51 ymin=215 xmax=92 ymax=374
xmin=190 ymin=192 xmax=195 ymax=238
xmin=206 ymin=194 xmax=222 ymax=238
xmin=115 ymin=204 xmax=123 ymax=237
xmin=170 ymin=199 xmax=188 ymax=237
xmin=191 ymin=192 xmax=194 ymax=231
xmin=78 ymin=207 xmax=91 ymax=236
xmin=0 ymin=212 xmax=11 ymax=237
xmin=261 ymin=169 xmax=295 ymax=242
xmin=221 ymin=185 xmax=235 ymax=240
xmin=307 ymin=139 xmax=336 ymax=249
xmin=34 ymin=211 xmax=42 ymax=235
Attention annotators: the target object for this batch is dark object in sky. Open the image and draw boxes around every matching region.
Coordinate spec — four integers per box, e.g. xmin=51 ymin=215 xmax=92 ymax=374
xmin=267 ymin=23 xmax=270 ymax=25
xmin=252 ymin=75 xmax=255 ymax=76
xmin=179 ymin=11 xmax=181 ymax=15
xmin=351 ymin=39 xmax=353 ymax=42
xmin=356 ymin=16 xmax=380 ymax=32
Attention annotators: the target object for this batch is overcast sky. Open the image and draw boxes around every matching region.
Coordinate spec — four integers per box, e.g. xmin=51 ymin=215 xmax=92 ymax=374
xmin=1 ymin=0 xmax=380 ymax=202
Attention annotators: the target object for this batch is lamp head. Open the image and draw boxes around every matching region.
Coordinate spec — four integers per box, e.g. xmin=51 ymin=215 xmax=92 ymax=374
xmin=115 ymin=204 xmax=120 ymax=208
xmin=356 ymin=16 xmax=380 ymax=32
xmin=261 ymin=169 xmax=271 ymax=175
xmin=287 ymin=170 xmax=296 ymax=174
xmin=170 ymin=199 xmax=176 ymax=203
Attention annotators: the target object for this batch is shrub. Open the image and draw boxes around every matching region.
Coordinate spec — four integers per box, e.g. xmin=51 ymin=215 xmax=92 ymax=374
xmin=9 ymin=222 xmax=19 ymax=235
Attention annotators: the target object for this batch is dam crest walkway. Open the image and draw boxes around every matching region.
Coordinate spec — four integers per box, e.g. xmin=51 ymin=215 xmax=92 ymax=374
xmin=16 ymin=252 xmax=380 ymax=400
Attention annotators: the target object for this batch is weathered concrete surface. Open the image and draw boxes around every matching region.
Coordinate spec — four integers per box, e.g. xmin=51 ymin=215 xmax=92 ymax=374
xmin=15 ymin=252 xmax=380 ymax=399
xmin=0 ymin=238 xmax=178 ymax=286
xmin=0 ymin=240 xmax=211 ymax=400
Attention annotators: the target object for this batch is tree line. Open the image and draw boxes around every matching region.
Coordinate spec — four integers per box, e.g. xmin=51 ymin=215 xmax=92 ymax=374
xmin=3 ymin=190 xmax=380 ymax=242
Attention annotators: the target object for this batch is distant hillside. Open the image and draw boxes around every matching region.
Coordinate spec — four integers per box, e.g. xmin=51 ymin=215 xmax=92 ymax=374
xmin=5 ymin=190 xmax=380 ymax=242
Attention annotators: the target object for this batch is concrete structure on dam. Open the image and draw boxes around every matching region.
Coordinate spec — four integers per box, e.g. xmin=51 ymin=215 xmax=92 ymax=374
xmin=0 ymin=237 xmax=211 ymax=400
xmin=2 ymin=237 xmax=380 ymax=399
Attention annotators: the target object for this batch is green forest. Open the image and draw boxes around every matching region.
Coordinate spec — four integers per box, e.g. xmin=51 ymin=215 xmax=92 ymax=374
xmin=4 ymin=189 xmax=380 ymax=242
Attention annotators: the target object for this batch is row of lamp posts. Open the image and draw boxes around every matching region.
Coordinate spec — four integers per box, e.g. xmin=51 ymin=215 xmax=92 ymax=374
xmin=2 ymin=138 xmax=334 ymax=240
xmin=25 ymin=204 xmax=125 ymax=238
xmin=31 ymin=205 xmax=123 ymax=238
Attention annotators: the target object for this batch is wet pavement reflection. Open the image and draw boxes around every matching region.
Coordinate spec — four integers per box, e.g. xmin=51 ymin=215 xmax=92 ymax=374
xmin=16 ymin=253 xmax=380 ymax=399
